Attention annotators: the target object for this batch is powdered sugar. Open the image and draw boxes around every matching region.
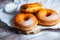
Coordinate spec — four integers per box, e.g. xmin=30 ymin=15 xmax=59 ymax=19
xmin=47 ymin=14 xmax=59 ymax=20
xmin=22 ymin=18 xmax=33 ymax=27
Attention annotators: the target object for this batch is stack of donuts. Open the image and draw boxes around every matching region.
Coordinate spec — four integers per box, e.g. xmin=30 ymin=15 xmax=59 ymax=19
xmin=12 ymin=3 xmax=60 ymax=32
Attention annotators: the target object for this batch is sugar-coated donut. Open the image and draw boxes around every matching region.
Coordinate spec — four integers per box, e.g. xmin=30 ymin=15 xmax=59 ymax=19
xmin=20 ymin=3 xmax=42 ymax=13
xmin=12 ymin=13 xmax=38 ymax=31
xmin=36 ymin=9 xmax=60 ymax=26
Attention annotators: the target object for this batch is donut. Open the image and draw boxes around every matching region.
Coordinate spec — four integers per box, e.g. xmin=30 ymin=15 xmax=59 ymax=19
xmin=20 ymin=3 xmax=42 ymax=13
xmin=36 ymin=9 xmax=60 ymax=26
xmin=12 ymin=13 xmax=38 ymax=31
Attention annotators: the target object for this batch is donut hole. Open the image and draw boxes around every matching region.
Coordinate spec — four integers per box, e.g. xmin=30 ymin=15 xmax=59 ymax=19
xmin=22 ymin=6 xmax=27 ymax=9
xmin=24 ymin=17 xmax=30 ymax=21
xmin=46 ymin=13 xmax=51 ymax=17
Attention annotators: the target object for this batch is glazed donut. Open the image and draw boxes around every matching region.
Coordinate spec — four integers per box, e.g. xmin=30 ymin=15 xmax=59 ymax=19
xmin=12 ymin=13 xmax=38 ymax=31
xmin=20 ymin=3 xmax=42 ymax=13
xmin=36 ymin=9 xmax=60 ymax=26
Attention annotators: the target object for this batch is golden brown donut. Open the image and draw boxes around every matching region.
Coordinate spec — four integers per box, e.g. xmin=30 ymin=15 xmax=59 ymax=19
xmin=36 ymin=9 xmax=60 ymax=26
xmin=12 ymin=13 xmax=38 ymax=31
xmin=20 ymin=3 xmax=42 ymax=13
